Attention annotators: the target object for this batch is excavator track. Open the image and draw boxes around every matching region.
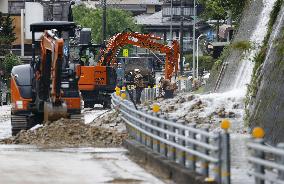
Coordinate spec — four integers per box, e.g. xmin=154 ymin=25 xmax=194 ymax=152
xmin=11 ymin=115 xmax=29 ymax=136
xmin=70 ymin=114 xmax=84 ymax=122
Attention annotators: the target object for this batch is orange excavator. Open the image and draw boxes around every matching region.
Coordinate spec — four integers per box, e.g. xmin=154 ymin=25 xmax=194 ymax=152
xmin=10 ymin=22 xmax=81 ymax=135
xmin=78 ymin=31 xmax=179 ymax=108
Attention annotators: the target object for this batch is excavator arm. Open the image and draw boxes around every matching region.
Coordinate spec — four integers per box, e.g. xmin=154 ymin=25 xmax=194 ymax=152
xmin=38 ymin=30 xmax=68 ymax=121
xmin=98 ymin=32 xmax=180 ymax=80
xmin=40 ymin=30 xmax=64 ymax=105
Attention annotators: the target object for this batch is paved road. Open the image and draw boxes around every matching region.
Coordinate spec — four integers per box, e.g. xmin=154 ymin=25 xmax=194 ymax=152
xmin=0 ymin=146 xmax=164 ymax=184
xmin=0 ymin=105 xmax=164 ymax=184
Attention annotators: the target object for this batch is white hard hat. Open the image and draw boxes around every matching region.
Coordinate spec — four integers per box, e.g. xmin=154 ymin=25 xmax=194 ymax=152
xmin=134 ymin=69 xmax=140 ymax=72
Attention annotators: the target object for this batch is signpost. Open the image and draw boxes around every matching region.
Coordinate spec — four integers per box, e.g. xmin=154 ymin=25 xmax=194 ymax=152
xmin=123 ymin=49 xmax=129 ymax=57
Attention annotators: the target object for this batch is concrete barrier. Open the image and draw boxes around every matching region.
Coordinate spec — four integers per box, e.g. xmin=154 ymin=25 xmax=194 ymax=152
xmin=123 ymin=139 xmax=216 ymax=184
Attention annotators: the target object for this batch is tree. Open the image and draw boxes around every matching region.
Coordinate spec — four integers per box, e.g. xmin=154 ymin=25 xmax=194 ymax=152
xmin=72 ymin=5 xmax=141 ymax=44
xmin=0 ymin=53 xmax=21 ymax=80
xmin=0 ymin=12 xmax=16 ymax=55
xmin=198 ymin=0 xmax=247 ymax=40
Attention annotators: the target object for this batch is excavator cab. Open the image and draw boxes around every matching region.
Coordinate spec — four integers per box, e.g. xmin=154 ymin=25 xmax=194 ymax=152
xmin=10 ymin=21 xmax=81 ymax=135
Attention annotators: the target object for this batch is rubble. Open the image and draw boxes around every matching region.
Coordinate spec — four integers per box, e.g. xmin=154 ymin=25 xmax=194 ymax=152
xmin=0 ymin=112 xmax=127 ymax=147
xmin=142 ymin=91 xmax=248 ymax=133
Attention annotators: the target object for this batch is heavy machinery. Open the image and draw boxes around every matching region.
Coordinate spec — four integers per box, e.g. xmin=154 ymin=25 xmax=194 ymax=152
xmin=10 ymin=21 xmax=81 ymax=135
xmin=78 ymin=32 xmax=179 ymax=108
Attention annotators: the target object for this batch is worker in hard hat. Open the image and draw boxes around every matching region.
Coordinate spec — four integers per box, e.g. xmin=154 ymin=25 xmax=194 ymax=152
xmin=134 ymin=68 xmax=144 ymax=104
xmin=159 ymin=77 xmax=177 ymax=98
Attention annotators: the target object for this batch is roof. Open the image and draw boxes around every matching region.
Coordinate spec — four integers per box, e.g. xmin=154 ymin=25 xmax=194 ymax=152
xmin=30 ymin=21 xmax=76 ymax=32
xmin=135 ymin=11 xmax=199 ymax=27
xmin=84 ymin=0 xmax=162 ymax=5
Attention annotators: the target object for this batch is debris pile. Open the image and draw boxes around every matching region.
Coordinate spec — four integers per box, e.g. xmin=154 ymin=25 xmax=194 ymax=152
xmin=91 ymin=111 xmax=126 ymax=133
xmin=147 ymin=91 xmax=247 ymax=133
xmin=0 ymin=117 xmax=127 ymax=147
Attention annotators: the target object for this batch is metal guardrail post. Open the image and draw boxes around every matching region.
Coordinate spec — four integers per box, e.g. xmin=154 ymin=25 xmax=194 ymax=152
xmin=125 ymin=100 xmax=135 ymax=139
xmin=135 ymin=106 xmax=141 ymax=143
xmin=153 ymin=112 xmax=160 ymax=153
xmin=146 ymin=110 xmax=154 ymax=149
xmin=201 ymin=127 xmax=209 ymax=177
xmin=214 ymin=132 xmax=222 ymax=184
xmin=177 ymin=119 xmax=186 ymax=166
xmin=253 ymin=138 xmax=265 ymax=184
xmin=159 ymin=114 xmax=167 ymax=157
xmin=141 ymin=108 xmax=147 ymax=146
xmin=221 ymin=131 xmax=231 ymax=184
xmin=220 ymin=120 xmax=231 ymax=184
xmin=178 ymin=80 xmax=182 ymax=92
xmin=278 ymin=143 xmax=284 ymax=180
xmin=168 ymin=117 xmax=177 ymax=162
xmin=187 ymin=123 xmax=197 ymax=171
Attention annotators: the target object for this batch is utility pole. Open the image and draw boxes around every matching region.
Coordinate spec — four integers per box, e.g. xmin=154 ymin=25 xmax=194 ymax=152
xmin=102 ymin=0 xmax=107 ymax=44
xmin=169 ymin=0 xmax=173 ymax=46
xmin=179 ymin=0 xmax=184 ymax=75
xmin=192 ymin=0 xmax=196 ymax=79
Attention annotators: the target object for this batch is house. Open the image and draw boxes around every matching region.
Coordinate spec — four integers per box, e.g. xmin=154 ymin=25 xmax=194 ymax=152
xmin=82 ymin=0 xmax=162 ymax=15
xmin=2 ymin=0 xmax=72 ymax=55
xmin=135 ymin=0 xmax=210 ymax=53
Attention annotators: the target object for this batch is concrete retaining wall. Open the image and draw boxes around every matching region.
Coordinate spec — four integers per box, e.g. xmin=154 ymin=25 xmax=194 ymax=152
xmin=123 ymin=139 xmax=216 ymax=184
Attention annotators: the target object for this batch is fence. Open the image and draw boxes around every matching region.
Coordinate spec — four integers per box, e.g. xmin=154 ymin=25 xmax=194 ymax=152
xmin=112 ymin=93 xmax=231 ymax=184
xmin=176 ymin=78 xmax=192 ymax=92
xmin=247 ymin=128 xmax=284 ymax=184
xmin=122 ymin=78 xmax=192 ymax=104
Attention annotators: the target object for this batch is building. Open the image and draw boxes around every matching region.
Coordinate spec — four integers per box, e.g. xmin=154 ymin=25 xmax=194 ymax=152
xmin=0 ymin=0 xmax=9 ymax=14
xmin=1 ymin=0 xmax=73 ymax=55
xmin=135 ymin=0 xmax=209 ymax=53
xmin=83 ymin=0 xmax=162 ymax=15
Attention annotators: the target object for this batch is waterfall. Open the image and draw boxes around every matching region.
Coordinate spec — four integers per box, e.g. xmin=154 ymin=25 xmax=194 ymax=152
xmin=232 ymin=0 xmax=276 ymax=91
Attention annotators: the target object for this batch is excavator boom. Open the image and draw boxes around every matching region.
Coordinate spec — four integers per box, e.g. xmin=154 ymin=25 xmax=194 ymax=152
xmin=98 ymin=32 xmax=180 ymax=80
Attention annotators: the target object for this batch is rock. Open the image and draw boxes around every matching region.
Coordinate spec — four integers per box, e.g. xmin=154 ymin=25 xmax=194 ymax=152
xmin=187 ymin=95 xmax=194 ymax=101
xmin=233 ymin=104 xmax=240 ymax=109
xmin=228 ymin=111 xmax=236 ymax=118
xmin=177 ymin=97 xmax=186 ymax=103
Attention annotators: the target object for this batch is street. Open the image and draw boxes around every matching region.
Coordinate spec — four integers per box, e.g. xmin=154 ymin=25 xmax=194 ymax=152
xmin=0 ymin=105 xmax=164 ymax=184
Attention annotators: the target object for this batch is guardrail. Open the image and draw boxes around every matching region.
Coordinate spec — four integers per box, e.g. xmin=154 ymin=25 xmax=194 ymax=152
xmin=112 ymin=92 xmax=231 ymax=184
xmin=247 ymin=128 xmax=284 ymax=184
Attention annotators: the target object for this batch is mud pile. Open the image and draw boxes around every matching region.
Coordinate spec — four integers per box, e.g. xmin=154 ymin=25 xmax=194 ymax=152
xmin=90 ymin=111 xmax=125 ymax=133
xmin=1 ymin=117 xmax=127 ymax=147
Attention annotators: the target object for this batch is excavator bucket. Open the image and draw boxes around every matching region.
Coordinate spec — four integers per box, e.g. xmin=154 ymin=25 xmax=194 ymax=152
xmin=44 ymin=102 xmax=68 ymax=122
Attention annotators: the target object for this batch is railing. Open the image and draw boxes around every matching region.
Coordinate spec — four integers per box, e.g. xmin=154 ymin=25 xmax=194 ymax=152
xmin=112 ymin=93 xmax=231 ymax=184
xmin=123 ymin=79 xmax=192 ymax=104
xmin=124 ymin=87 xmax=158 ymax=104
xmin=247 ymin=128 xmax=284 ymax=184
xmin=176 ymin=78 xmax=192 ymax=92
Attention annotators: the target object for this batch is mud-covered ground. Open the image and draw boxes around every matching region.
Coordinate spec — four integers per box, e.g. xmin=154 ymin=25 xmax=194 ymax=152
xmin=0 ymin=105 xmax=165 ymax=184
xmin=0 ymin=117 xmax=127 ymax=147
xmin=0 ymin=108 xmax=127 ymax=148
